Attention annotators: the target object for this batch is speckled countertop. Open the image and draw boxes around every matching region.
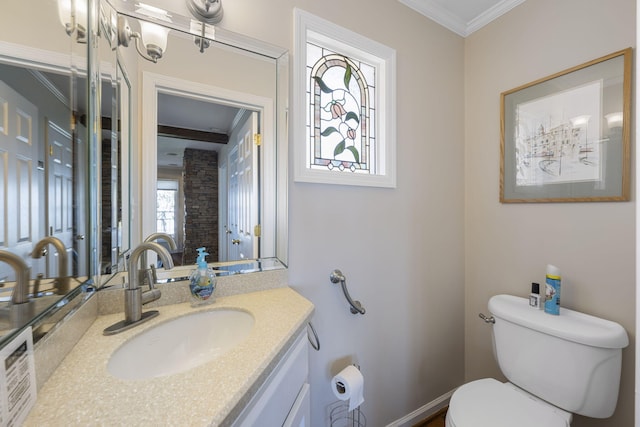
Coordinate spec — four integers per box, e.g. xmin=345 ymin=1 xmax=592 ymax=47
xmin=24 ymin=287 xmax=314 ymax=426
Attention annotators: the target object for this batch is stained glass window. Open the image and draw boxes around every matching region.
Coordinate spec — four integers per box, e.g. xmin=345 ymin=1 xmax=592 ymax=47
xmin=306 ymin=44 xmax=376 ymax=175
xmin=294 ymin=10 xmax=396 ymax=187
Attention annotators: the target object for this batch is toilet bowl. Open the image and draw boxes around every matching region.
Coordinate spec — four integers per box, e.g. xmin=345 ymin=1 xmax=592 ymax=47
xmin=445 ymin=378 xmax=572 ymax=427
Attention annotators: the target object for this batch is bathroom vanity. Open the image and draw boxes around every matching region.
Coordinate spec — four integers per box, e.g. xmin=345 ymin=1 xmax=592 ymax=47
xmin=24 ymin=287 xmax=313 ymax=426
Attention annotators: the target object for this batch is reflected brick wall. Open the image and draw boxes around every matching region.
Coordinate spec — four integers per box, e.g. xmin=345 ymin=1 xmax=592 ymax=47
xmin=182 ymin=148 xmax=218 ymax=264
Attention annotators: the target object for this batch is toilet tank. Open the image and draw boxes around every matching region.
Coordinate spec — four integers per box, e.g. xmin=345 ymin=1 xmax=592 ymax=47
xmin=489 ymin=294 xmax=628 ymax=418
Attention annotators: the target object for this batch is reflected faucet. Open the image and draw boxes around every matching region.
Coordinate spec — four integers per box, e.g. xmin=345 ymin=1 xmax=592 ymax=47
xmin=0 ymin=250 xmax=35 ymax=327
xmin=0 ymin=250 xmax=30 ymax=304
xmin=141 ymin=233 xmax=177 ymax=286
xmin=104 ymin=242 xmax=174 ymax=335
xmin=143 ymin=233 xmax=177 ymax=260
xmin=32 ymin=237 xmax=70 ymax=294
xmin=143 ymin=232 xmax=177 ymax=247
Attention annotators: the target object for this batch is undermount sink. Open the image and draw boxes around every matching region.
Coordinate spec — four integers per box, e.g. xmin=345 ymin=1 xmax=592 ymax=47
xmin=107 ymin=308 xmax=254 ymax=380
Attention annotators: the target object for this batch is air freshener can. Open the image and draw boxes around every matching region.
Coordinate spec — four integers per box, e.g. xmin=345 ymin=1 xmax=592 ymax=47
xmin=544 ymin=264 xmax=561 ymax=315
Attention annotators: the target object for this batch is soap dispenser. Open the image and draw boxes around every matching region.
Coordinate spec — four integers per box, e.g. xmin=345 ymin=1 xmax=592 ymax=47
xmin=189 ymin=247 xmax=216 ymax=306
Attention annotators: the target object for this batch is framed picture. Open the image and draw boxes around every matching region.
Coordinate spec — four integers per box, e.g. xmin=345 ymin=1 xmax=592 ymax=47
xmin=500 ymin=48 xmax=632 ymax=203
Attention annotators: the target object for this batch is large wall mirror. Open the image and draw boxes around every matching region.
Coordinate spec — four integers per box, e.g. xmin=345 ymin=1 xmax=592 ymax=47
xmin=0 ymin=0 xmax=97 ymax=346
xmin=0 ymin=0 xmax=289 ymax=348
xmin=101 ymin=0 xmax=288 ymax=280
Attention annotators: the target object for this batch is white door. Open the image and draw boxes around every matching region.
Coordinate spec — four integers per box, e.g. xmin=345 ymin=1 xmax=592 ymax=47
xmin=226 ymin=146 xmax=240 ymax=261
xmin=230 ymin=112 xmax=259 ymax=260
xmin=0 ymin=81 xmax=39 ymax=281
xmin=218 ymin=159 xmax=228 ymax=262
xmin=45 ymin=119 xmax=74 ymax=278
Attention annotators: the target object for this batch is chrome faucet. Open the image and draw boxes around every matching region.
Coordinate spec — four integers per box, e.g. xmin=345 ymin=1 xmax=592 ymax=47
xmin=104 ymin=242 xmax=174 ymax=335
xmin=32 ymin=237 xmax=70 ymax=294
xmin=0 ymin=250 xmax=35 ymax=327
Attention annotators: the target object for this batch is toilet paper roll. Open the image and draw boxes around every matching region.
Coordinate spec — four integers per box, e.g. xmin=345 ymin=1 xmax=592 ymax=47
xmin=331 ymin=365 xmax=364 ymax=411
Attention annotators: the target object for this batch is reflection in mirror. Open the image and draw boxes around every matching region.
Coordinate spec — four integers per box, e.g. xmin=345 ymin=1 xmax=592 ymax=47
xmin=98 ymin=0 xmax=132 ymax=274
xmin=150 ymin=86 xmax=274 ymax=267
xmin=0 ymin=0 xmax=95 ymax=345
xmin=104 ymin=1 xmax=288 ymax=280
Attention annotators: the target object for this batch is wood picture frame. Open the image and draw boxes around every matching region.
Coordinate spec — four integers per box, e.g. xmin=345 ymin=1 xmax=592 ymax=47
xmin=500 ymin=48 xmax=632 ymax=203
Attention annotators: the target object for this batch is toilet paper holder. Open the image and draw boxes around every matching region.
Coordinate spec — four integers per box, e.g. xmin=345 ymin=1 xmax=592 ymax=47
xmin=330 ymin=364 xmax=365 ymax=426
xmin=329 ymin=401 xmax=366 ymax=427
xmin=330 ymin=269 xmax=366 ymax=315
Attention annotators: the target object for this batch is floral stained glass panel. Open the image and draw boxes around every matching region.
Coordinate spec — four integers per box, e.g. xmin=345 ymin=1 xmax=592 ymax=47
xmin=306 ymin=41 xmax=376 ymax=174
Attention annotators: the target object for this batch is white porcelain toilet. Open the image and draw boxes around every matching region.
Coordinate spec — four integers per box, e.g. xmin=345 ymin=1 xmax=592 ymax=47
xmin=446 ymin=294 xmax=628 ymax=427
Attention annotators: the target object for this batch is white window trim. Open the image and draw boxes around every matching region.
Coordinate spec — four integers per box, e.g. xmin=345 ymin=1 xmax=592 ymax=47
xmin=293 ymin=9 xmax=397 ymax=188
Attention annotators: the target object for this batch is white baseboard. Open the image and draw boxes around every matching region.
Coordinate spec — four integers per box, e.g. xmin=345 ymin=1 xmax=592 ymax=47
xmin=385 ymin=389 xmax=456 ymax=427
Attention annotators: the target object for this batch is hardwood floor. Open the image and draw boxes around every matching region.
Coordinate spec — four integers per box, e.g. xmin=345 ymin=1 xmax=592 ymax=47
xmin=413 ymin=407 xmax=447 ymax=427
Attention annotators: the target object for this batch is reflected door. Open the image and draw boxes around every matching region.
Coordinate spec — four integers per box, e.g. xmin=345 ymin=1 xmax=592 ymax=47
xmin=236 ymin=112 xmax=259 ymax=259
xmin=226 ymin=146 xmax=240 ymax=261
xmin=226 ymin=112 xmax=259 ymax=260
xmin=0 ymin=80 xmax=38 ymax=281
xmin=45 ymin=119 xmax=74 ymax=278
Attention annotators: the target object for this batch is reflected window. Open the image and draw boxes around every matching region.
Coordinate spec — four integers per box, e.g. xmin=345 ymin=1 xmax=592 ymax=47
xmin=157 ymin=179 xmax=178 ymax=239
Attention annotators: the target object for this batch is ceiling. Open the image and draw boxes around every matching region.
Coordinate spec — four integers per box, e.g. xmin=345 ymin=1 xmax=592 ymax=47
xmin=398 ymin=0 xmax=526 ymax=37
xmin=156 ymin=93 xmax=242 ymax=168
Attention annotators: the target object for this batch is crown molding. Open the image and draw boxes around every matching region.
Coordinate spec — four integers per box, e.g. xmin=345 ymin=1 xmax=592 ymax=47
xmin=467 ymin=0 xmax=526 ymax=35
xmin=398 ymin=0 xmax=526 ymax=37
xmin=398 ymin=0 xmax=466 ymax=36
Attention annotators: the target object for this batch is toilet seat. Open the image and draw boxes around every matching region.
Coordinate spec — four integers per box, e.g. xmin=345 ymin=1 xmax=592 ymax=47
xmin=446 ymin=378 xmax=572 ymax=427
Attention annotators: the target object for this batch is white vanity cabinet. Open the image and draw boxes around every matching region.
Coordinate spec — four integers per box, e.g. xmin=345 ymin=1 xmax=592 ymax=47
xmin=233 ymin=332 xmax=311 ymax=426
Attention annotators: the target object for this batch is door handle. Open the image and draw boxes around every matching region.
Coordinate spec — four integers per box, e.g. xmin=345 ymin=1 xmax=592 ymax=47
xmin=232 ymin=239 xmax=241 ymax=245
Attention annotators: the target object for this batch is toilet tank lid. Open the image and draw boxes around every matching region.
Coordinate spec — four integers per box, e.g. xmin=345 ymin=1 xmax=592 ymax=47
xmin=489 ymin=295 xmax=629 ymax=349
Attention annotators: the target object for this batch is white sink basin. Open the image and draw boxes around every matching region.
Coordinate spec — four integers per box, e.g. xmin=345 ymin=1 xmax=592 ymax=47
xmin=107 ymin=309 xmax=254 ymax=380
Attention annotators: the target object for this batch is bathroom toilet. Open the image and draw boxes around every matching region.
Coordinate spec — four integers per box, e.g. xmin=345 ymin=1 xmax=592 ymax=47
xmin=446 ymin=294 xmax=628 ymax=427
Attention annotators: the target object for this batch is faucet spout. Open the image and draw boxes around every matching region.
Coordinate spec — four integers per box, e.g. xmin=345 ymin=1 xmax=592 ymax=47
xmin=32 ymin=237 xmax=69 ymax=294
xmin=0 ymin=250 xmax=31 ymax=304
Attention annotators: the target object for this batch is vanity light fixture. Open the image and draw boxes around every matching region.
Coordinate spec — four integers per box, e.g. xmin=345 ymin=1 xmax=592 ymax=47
xmin=570 ymin=115 xmax=591 ymax=127
xmin=57 ymin=0 xmax=88 ymax=43
xmin=605 ymin=112 xmax=623 ymax=128
xmin=117 ymin=15 xmax=170 ymax=63
xmin=186 ymin=0 xmax=224 ymax=24
xmin=190 ymin=20 xmax=216 ymax=53
xmin=186 ymin=0 xmax=222 ymax=53
xmin=116 ymin=3 xmax=172 ymax=63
